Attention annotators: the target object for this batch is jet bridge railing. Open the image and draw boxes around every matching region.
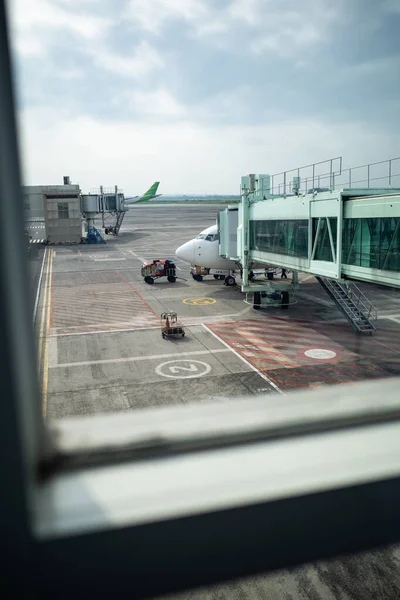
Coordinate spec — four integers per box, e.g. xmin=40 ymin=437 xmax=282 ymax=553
xmin=268 ymin=156 xmax=400 ymax=196
xmin=89 ymin=187 xmax=124 ymax=195
xmin=270 ymin=157 xmax=342 ymax=196
xmin=337 ymin=157 xmax=400 ymax=189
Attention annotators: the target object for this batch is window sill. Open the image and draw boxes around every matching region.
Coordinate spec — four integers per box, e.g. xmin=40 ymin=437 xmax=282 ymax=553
xmin=35 ymin=378 xmax=400 ymax=540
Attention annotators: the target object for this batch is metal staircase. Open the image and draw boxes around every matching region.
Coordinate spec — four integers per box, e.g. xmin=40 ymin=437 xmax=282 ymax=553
xmin=114 ymin=208 xmax=127 ymax=235
xmin=87 ymin=226 xmax=106 ymax=244
xmin=102 ymin=208 xmax=127 ymax=236
xmin=316 ymin=277 xmax=377 ymax=334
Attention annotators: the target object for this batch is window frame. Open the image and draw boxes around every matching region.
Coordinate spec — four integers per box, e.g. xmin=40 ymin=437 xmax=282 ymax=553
xmin=57 ymin=201 xmax=69 ymax=219
xmin=250 ymin=219 xmax=309 ymax=258
xmin=3 ymin=2 xmax=400 ymax=598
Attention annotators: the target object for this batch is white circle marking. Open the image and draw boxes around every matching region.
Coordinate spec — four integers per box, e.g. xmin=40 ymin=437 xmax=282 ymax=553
xmin=155 ymin=359 xmax=211 ymax=379
xmin=304 ymin=349 xmax=337 ymax=360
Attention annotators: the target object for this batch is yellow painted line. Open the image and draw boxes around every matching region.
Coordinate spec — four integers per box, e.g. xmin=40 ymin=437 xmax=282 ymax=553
xmin=183 ymin=297 xmax=217 ymax=305
xmin=94 ymin=290 xmax=135 ymax=295
xmin=129 ymin=250 xmax=137 ymax=257
xmin=42 ymin=248 xmax=53 ymax=418
xmin=37 ymin=249 xmax=51 ymax=368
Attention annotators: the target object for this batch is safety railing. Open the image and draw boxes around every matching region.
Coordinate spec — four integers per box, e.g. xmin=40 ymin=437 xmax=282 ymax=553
xmin=268 ymin=156 xmax=400 ymax=196
xmin=270 ymin=157 xmax=342 ymax=196
xmin=336 ymin=157 xmax=400 ymax=190
xmin=89 ymin=187 xmax=124 ymax=195
xmin=346 ymin=283 xmax=378 ymax=321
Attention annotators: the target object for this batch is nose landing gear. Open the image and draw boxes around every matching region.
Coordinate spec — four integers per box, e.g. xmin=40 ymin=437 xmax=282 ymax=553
xmin=224 ymin=275 xmax=236 ymax=286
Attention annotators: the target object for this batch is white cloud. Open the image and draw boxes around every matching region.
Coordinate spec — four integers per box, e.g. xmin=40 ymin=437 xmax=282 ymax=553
xmin=123 ymin=0 xmax=342 ymax=57
xmin=12 ymin=33 xmax=45 ymax=58
xmin=228 ymin=0 xmax=262 ymax=26
xmin=331 ymin=54 xmax=400 ymax=84
xmin=194 ymin=20 xmax=230 ymax=38
xmin=124 ymin=0 xmax=208 ymax=34
xmin=249 ymin=3 xmax=340 ymax=57
xmin=8 ymin=1 xmax=163 ymax=80
xmin=251 ymin=25 xmax=323 ymax=57
xmin=9 ymin=0 xmax=110 ymax=37
xmin=16 ymin=106 xmax=400 ymax=194
xmin=7 ymin=0 xmax=112 ymax=57
xmin=90 ymin=40 xmax=163 ymax=78
xmin=124 ymin=88 xmax=186 ymax=117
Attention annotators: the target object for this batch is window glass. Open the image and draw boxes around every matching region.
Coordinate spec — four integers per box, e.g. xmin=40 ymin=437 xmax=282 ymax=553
xmin=312 ymin=217 xmax=337 ymax=262
xmin=250 ymin=220 xmax=308 ymax=258
xmin=58 ymin=202 xmax=69 ymax=219
xmin=342 ymin=217 xmax=400 ymax=272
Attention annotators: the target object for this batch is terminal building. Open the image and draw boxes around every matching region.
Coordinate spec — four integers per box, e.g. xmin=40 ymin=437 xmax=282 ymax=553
xmin=23 ymin=176 xmax=127 ymax=244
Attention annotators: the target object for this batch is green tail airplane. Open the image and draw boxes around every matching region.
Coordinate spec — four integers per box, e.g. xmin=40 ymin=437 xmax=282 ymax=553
xmin=125 ymin=182 xmax=161 ymax=204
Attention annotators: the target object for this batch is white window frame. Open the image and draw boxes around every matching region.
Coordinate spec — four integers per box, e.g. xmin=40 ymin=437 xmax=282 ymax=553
xmin=2 ymin=2 xmax=400 ymax=597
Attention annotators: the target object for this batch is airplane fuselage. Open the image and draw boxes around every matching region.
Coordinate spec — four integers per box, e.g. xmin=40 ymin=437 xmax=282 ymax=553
xmin=175 ymin=224 xmax=237 ymax=270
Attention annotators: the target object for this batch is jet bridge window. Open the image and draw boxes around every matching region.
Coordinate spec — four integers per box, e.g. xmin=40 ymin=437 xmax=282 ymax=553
xmin=250 ymin=220 xmax=308 ymax=258
xmin=342 ymin=217 xmax=400 ymax=272
xmin=58 ymin=202 xmax=69 ymax=219
xmin=312 ymin=218 xmax=337 ymax=262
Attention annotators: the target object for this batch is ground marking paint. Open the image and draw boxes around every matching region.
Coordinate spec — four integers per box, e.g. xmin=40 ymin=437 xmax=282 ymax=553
xmin=33 ymin=246 xmax=47 ymax=326
xmin=202 ymin=324 xmax=285 ymax=395
xmin=128 ymin=250 xmax=147 ymax=262
xmin=52 ymin=348 xmax=229 ymax=369
xmin=37 ymin=248 xmax=51 ymax=368
xmin=42 ymin=248 xmax=53 ymax=418
xmin=49 ymin=325 xmax=161 ymax=337
xmin=304 ymin=349 xmax=337 ymax=360
xmin=94 ymin=258 xmax=126 ymax=262
xmin=183 ymin=297 xmax=216 ymax=305
xmin=156 ymin=359 xmax=211 ymax=379
xmin=379 ymin=315 xmax=400 ymax=324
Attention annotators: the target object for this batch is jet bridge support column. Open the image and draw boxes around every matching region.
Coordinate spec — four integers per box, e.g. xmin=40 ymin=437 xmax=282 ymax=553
xmin=241 ymin=192 xmax=250 ymax=288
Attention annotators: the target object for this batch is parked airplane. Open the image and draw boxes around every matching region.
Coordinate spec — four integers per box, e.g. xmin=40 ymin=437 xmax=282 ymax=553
xmin=125 ymin=182 xmax=161 ymax=204
xmin=175 ymin=224 xmax=239 ymax=285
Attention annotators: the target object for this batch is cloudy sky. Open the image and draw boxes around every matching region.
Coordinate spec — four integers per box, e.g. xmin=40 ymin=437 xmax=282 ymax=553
xmin=7 ymin=0 xmax=400 ymax=194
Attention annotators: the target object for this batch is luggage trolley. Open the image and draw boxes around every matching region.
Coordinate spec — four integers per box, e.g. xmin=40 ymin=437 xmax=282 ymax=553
xmin=160 ymin=311 xmax=185 ymax=339
xmin=141 ymin=259 xmax=177 ymax=284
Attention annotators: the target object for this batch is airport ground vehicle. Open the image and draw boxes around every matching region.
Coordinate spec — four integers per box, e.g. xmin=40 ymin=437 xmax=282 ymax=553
xmin=141 ymin=259 xmax=177 ymax=284
xmin=190 ymin=266 xmax=228 ymax=282
xmin=252 ymin=289 xmax=290 ymax=310
xmin=161 ymin=311 xmax=185 ymax=339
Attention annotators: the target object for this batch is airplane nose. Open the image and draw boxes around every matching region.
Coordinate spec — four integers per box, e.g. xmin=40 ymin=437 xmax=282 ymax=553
xmin=175 ymin=240 xmax=195 ymax=264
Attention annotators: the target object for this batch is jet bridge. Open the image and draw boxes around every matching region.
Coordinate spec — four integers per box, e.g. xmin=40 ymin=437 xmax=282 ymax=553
xmin=81 ymin=185 xmax=127 ymax=243
xmin=219 ymin=156 xmax=400 ymax=333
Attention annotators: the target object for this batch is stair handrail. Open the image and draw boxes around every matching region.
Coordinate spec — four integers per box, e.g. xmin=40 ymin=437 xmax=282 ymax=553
xmin=344 ymin=283 xmax=377 ymax=321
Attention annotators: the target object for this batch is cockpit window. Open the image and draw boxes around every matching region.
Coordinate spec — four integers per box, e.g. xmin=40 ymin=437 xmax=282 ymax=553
xmin=196 ymin=232 xmax=219 ymax=241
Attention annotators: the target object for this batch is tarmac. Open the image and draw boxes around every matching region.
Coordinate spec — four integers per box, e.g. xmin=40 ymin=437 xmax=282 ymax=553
xmin=34 ymin=203 xmax=400 ymax=599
